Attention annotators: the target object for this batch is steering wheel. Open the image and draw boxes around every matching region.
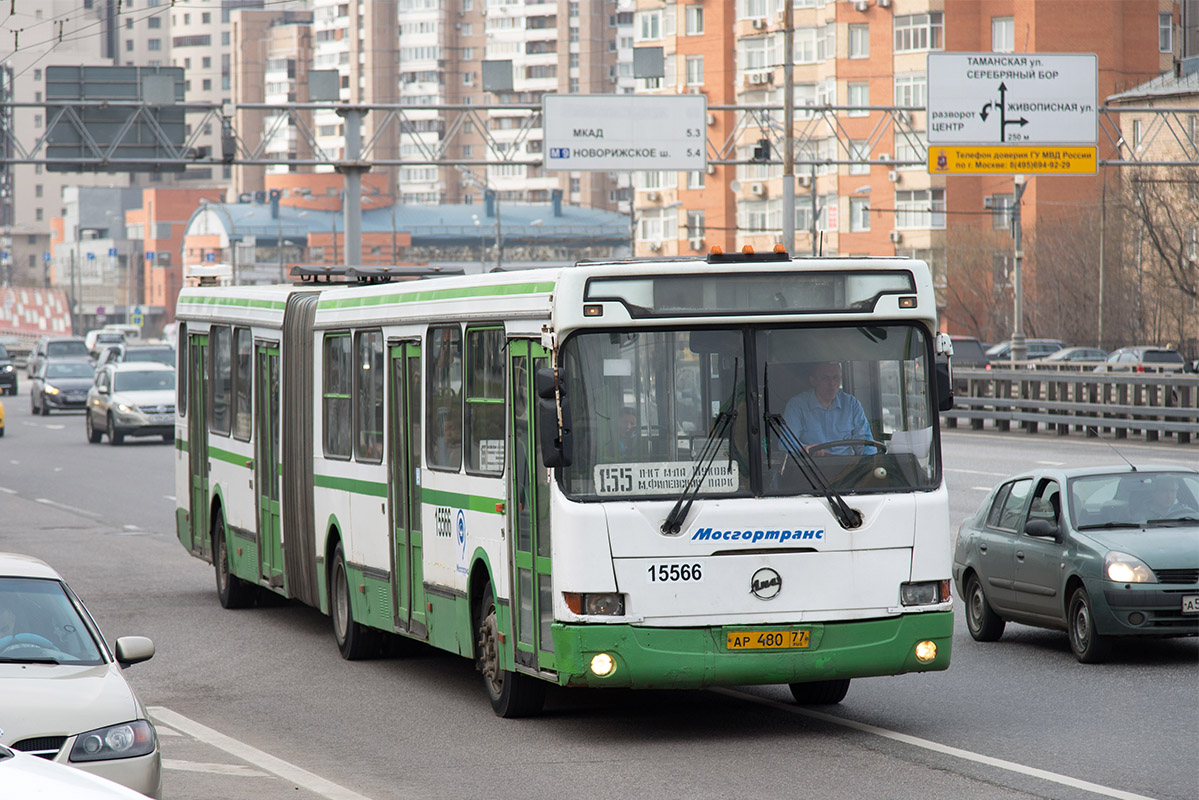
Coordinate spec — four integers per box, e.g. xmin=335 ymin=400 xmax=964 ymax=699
xmin=806 ymin=438 xmax=888 ymax=455
xmin=0 ymin=633 xmax=57 ymax=653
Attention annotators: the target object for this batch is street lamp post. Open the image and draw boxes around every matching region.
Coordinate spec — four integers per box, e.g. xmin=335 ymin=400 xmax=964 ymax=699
xmin=1010 ymin=175 xmax=1028 ymax=362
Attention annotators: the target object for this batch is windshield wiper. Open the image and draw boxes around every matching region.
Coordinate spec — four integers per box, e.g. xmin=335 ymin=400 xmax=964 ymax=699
xmin=662 ymin=360 xmax=739 ymax=535
xmin=1144 ymin=516 xmax=1199 ymax=526
xmin=1076 ymin=521 xmax=1142 ymax=530
xmin=0 ymin=656 xmax=61 ymax=664
xmin=764 ymin=413 xmax=862 ymax=530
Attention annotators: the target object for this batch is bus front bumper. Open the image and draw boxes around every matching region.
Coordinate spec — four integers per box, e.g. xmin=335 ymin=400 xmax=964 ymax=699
xmin=551 ymin=611 xmax=952 ymax=689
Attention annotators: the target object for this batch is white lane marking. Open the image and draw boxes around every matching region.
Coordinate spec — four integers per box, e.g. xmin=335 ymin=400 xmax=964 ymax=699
xmin=970 ymin=486 xmax=993 ymax=492
xmin=124 ymin=524 xmax=141 ymax=531
xmin=162 ymin=759 xmax=270 ymax=778
xmin=0 ymin=486 xmax=17 ymax=495
xmin=35 ymin=498 xmax=102 ymax=519
xmin=1036 ymin=460 xmax=1065 ymax=466
xmin=155 ymin=725 xmax=181 ymax=736
xmin=945 ymin=468 xmax=1007 ymax=476
xmin=163 ymin=495 xmax=176 ymax=502
xmin=149 ymin=707 xmax=381 ymax=800
xmin=718 ymin=690 xmax=1155 ymax=800
xmin=45 ymin=424 xmax=64 ymax=430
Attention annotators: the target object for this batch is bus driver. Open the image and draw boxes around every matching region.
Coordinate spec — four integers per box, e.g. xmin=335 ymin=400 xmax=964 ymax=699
xmin=782 ymin=361 xmax=876 ymax=456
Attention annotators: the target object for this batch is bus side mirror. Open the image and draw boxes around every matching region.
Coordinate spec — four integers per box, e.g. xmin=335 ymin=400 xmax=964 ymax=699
xmin=935 ymin=358 xmax=954 ymax=412
xmin=535 ymin=366 xmax=572 ymax=468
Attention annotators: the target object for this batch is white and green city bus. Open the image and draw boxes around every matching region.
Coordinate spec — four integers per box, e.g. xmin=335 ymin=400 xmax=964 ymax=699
xmin=174 ymin=250 xmax=956 ymax=716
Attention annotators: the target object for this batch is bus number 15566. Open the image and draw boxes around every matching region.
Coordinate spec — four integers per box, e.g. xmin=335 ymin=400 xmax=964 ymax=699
xmin=647 ymin=563 xmax=703 ymax=583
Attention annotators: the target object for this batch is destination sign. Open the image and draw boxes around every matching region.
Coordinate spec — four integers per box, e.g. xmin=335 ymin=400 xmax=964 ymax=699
xmin=928 ymin=145 xmax=1097 ymax=175
xmin=544 ymin=95 xmax=708 ymax=172
xmin=927 ymin=53 xmax=1097 ymax=145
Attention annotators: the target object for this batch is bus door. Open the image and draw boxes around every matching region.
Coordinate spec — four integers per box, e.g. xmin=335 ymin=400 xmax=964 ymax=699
xmin=388 ymin=342 xmax=426 ymax=637
xmin=508 ymin=341 xmax=555 ymax=671
xmin=255 ymin=344 xmax=283 ymax=588
xmin=187 ymin=334 xmax=210 ymax=558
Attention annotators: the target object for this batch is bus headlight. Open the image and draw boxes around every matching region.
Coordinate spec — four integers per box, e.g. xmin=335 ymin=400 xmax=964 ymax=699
xmin=914 ymin=641 xmax=938 ymax=663
xmin=563 ymin=592 xmax=625 ymax=616
xmin=900 ymin=580 xmax=951 ymax=606
xmin=589 ymin=653 xmax=617 ymax=677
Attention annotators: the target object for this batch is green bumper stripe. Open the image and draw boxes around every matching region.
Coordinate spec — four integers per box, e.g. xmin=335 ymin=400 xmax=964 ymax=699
xmin=209 ymin=446 xmax=251 ymax=468
xmin=317 ymin=281 xmax=555 ymax=310
xmin=420 ymin=488 xmax=503 ymax=514
xmin=314 ymin=474 xmax=388 ymax=498
xmin=551 ymin=611 xmax=953 ymax=689
xmin=176 ymin=438 xmax=189 ymax=453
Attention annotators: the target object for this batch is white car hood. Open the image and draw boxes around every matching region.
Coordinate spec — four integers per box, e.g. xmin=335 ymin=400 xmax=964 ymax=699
xmin=110 ymin=389 xmax=174 ymax=408
xmin=1 ymin=747 xmax=150 ymax=798
xmin=0 ymin=663 xmax=143 ymax=742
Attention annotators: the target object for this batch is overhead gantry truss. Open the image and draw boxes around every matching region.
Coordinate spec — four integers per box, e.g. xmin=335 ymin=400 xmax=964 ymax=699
xmin=1 ymin=101 xmax=1197 ymax=170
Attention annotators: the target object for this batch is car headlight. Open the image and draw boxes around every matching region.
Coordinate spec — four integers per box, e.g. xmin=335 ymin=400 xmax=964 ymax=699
xmin=1105 ymin=551 xmax=1157 ymax=583
xmin=69 ymin=720 xmax=157 ymax=762
xmin=43 ymin=384 xmax=60 ymax=395
xmin=116 ymin=402 xmax=139 ymax=414
xmin=2 ymin=364 xmax=12 ymax=372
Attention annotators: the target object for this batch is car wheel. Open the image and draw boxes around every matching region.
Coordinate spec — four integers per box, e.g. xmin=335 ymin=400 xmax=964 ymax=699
xmin=107 ymin=414 xmax=124 ymax=445
xmin=30 ymin=393 xmax=37 ymax=415
xmin=789 ymin=679 xmax=851 ymax=705
xmin=474 ymin=582 xmax=545 ymax=717
xmin=330 ymin=541 xmax=379 ymax=660
xmin=85 ymin=411 xmax=102 ymax=443
xmin=1068 ymin=587 xmax=1112 ymax=664
xmin=213 ymin=508 xmax=254 ymax=609
xmin=965 ymin=574 xmax=1006 ymax=642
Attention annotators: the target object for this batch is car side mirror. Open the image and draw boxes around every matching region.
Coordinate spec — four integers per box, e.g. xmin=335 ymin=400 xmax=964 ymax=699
xmin=1024 ymin=518 xmax=1061 ymax=541
xmin=114 ymin=635 xmax=155 ymax=668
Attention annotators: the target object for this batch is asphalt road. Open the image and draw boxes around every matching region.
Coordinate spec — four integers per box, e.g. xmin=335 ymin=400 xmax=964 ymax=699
xmin=1 ymin=392 xmax=1195 ymax=800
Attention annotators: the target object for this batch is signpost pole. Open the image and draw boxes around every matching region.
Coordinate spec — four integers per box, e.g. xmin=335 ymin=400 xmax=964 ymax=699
xmin=1010 ymin=175 xmax=1028 ymax=362
xmin=781 ymin=1 xmax=795 ymax=253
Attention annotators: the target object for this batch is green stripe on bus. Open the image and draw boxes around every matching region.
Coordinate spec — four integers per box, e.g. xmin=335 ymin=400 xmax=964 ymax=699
xmin=421 ymin=488 xmax=503 ymax=515
xmin=317 ymin=281 xmax=555 ymax=310
xmin=210 ymin=446 xmax=251 ymax=468
xmin=179 ymin=295 xmax=288 ymax=311
xmin=313 ymin=474 xmax=388 ymax=498
xmin=176 ymin=439 xmax=188 ymax=453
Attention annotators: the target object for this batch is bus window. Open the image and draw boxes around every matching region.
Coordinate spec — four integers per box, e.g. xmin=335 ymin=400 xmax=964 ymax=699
xmin=210 ymin=325 xmax=232 ymax=436
xmin=355 ymin=330 xmax=384 ymax=462
xmin=234 ymin=327 xmax=252 ymax=441
xmin=323 ymin=333 xmax=352 ymax=459
xmin=427 ymin=325 xmax=463 ymax=471
xmin=465 ymin=327 xmax=505 ymax=475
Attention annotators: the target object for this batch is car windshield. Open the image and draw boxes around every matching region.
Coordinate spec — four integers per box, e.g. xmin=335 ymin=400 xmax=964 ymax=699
xmin=1069 ymin=472 xmax=1199 ymax=527
xmin=115 ymin=371 xmax=174 ymax=392
xmin=0 ymin=577 xmax=105 ymax=664
xmin=45 ymin=362 xmax=94 ymax=379
xmin=125 ymin=348 xmax=175 ymax=366
xmin=558 ymin=323 xmax=938 ymax=500
xmin=0 ymin=344 xmax=8 ymax=359
xmin=46 ymin=341 xmax=88 ymax=358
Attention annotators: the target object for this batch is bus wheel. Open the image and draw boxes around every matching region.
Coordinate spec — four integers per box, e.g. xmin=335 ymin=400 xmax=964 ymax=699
xmin=789 ymin=679 xmax=850 ymax=705
xmin=475 ymin=583 xmax=545 ymax=718
xmin=213 ymin=509 xmax=254 ymax=609
xmin=330 ymin=542 xmax=378 ymax=660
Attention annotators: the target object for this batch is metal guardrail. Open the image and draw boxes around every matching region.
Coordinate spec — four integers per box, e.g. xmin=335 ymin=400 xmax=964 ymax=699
xmin=942 ymin=366 xmax=1199 ymax=445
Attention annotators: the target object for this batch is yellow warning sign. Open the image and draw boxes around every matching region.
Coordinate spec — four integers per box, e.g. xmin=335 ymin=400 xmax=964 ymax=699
xmin=927 ymin=145 xmax=1097 ymax=175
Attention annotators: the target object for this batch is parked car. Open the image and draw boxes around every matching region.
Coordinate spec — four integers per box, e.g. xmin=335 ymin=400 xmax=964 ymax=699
xmin=0 ymin=552 xmax=161 ymax=797
xmin=28 ymin=335 xmax=90 ymax=378
xmin=98 ymin=343 xmax=176 ymax=369
xmin=86 ymin=362 xmax=176 ymax=445
xmin=1042 ymin=346 xmax=1108 ymax=364
xmin=954 ymin=465 xmax=1199 ymax=663
xmin=1095 ymin=346 xmax=1187 ymax=373
xmin=984 ymin=338 xmax=1066 ymax=360
xmin=30 ymin=360 xmax=95 ymax=415
xmin=0 ymin=745 xmax=153 ymax=799
xmin=0 ymin=342 xmax=16 ymax=395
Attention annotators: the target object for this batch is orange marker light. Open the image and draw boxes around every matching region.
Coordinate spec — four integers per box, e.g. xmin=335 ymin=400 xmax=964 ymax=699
xmin=709 ymin=245 xmax=724 ymax=255
xmin=773 ymin=244 xmax=787 ymax=253
xmin=741 ymin=245 xmax=755 ymax=254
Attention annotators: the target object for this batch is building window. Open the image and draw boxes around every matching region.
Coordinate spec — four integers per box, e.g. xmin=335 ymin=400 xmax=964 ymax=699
xmin=148 ymin=17 xmax=160 ymax=28
xmin=850 ymin=198 xmax=871 ymax=232
xmin=323 ymin=333 xmax=353 ymax=459
xmin=894 ymin=12 xmax=943 ymax=53
xmin=896 ymin=189 xmax=946 ymax=229
xmin=35 ymin=185 xmax=43 ymax=198
xmin=894 ymin=73 xmax=927 ymax=108
xmin=992 ymin=17 xmax=1014 ymax=52
xmin=848 ymin=24 xmax=869 ymax=59
xmin=1159 ymin=12 xmax=1173 ymax=53
xmin=990 ymin=194 xmax=1014 ymax=230
xmin=148 ymin=39 xmax=161 ymax=50
xmin=635 ymin=9 xmax=661 ymax=41
xmin=847 ymin=82 xmax=868 ymax=117
xmin=687 ymin=209 xmax=705 ymax=249
xmin=686 ymin=6 xmax=703 ymax=36
xmin=849 ymin=141 xmax=870 ymax=175
xmin=686 ymin=170 xmax=705 ymax=190
xmin=685 ymin=55 xmax=704 ymax=86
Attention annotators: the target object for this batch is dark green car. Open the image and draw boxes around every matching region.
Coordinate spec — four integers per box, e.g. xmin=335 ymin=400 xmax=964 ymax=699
xmin=953 ymin=466 xmax=1199 ymax=662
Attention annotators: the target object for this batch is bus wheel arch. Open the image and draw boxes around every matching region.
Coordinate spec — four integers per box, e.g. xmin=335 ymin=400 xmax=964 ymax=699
xmin=211 ymin=498 xmax=254 ymax=609
xmin=327 ymin=531 xmax=380 ymax=660
xmin=471 ymin=569 xmax=545 ymax=718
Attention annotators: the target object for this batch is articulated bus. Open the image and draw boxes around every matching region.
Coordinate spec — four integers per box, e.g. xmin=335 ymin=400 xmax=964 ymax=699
xmin=174 ymin=250 xmax=956 ymax=717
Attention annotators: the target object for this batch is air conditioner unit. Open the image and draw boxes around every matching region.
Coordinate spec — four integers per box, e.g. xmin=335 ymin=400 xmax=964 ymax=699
xmin=689 ymin=238 xmax=704 ymax=251
xmin=984 ymin=196 xmax=994 ymax=209
xmin=648 ymin=241 xmax=663 ymax=252
xmin=747 ymin=72 xmax=766 ymax=85
xmin=647 ymin=190 xmax=661 ymax=201
xmin=878 ymin=0 xmax=891 ymax=7
xmin=887 ymin=170 xmax=899 ymax=182
xmin=895 ymin=109 xmax=910 ymax=123
xmin=797 ymin=174 xmax=811 ymax=188
xmin=752 ymin=18 xmax=767 ymax=29
xmin=706 ymin=112 xmax=716 ymax=126
xmin=853 ymin=0 xmax=869 ymax=11
xmin=750 ymin=182 xmax=767 ymax=196
xmin=706 ymin=164 xmax=717 ymax=175
xmin=889 ymin=230 xmax=903 ymax=244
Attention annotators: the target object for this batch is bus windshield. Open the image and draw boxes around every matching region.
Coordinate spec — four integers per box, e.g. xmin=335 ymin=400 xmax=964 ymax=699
xmin=559 ymin=323 xmax=938 ymax=500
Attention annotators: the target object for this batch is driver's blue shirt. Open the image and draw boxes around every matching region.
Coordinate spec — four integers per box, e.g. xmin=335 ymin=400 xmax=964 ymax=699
xmin=782 ymin=389 xmax=875 ymax=454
